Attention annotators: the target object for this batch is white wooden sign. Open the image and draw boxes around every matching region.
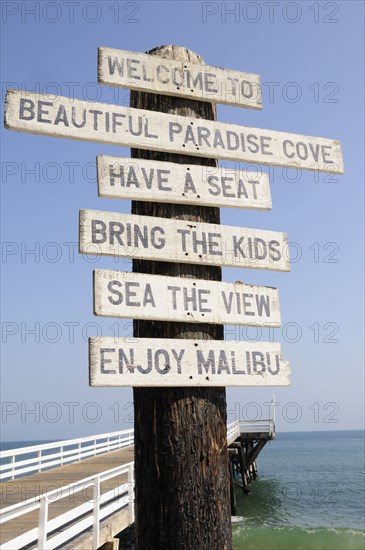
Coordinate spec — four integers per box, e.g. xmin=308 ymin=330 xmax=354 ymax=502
xmin=98 ymin=47 xmax=262 ymax=109
xmin=97 ymin=155 xmax=272 ymax=210
xmin=89 ymin=337 xmax=290 ymax=387
xmin=5 ymin=90 xmax=344 ymax=173
xmin=80 ymin=210 xmax=290 ymax=272
xmin=93 ymin=270 xmax=281 ymax=327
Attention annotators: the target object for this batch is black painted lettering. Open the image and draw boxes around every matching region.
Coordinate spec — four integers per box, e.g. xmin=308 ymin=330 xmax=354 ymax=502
xmin=254 ymin=238 xmax=267 ymax=260
xmin=184 ymin=173 xmax=197 ymax=194
xmin=197 ymin=126 xmax=211 ymax=147
xmin=157 ymin=169 xmax=171 ymax=191
xmin=171 ymin=349 xmax=185 ymax=375
xmin=125 ymin=281 xmax=140 ymax=307
xmin=37 ymin=101 xmax=52 ymax=124
xmin=151 ymin=226 xmax=165 ymax=249
xmin=256 ymin=294 xmax=270 ymax=317
xmin=107 ymin=280 xmax=123 ymax=305
xmin=207 ymin=175 xmax=220 ymax=196
xmin=221 ymin=177 xmax=235 ymax=197
xmin=242 ymin=293 xmax=254 ymax=316
xmin=169 ymin=122 xmax=182 ymax=142
xmin=283 ymin=139 xmax=295 ymax=158
xmin=143 ymin=284 xmax=156 ymax=308
xmin=119 ymin=348 xmax=134 ymax=373
xmin=155 ymin=349 xmax=170 ymax=375
xmin=197 ymin=350 xmax=215 ymax=375
xmin=108 ymin=56 xmax=124 ymax=76
xmin=260 ymin=136 xmax=273 ymax=155
xmin=109 ymin=222 xmax=124 ymax=245
xmin=100 ymin=348 xmax=115 ymax=374
xmin=127 ymin=58 xmax=141 ymax=80
xmin=54 ymin=104 xmax=69 ymax=126
xmin=247 ymin=134 xmax=260 ymax=153
xmin=232 ymin=236 xmax=246 ymax=258
xmin=269 ymin=240 xmax=281 ymax=261
xmin=91 ymin=220 xmax=107 ymax=244
xmin=167 ymin=286 xmax=181 ymax=310
xmin=19 ymin=98 xmax=35 ymax=121
xmin=198 ymin=289 xmax=212 ymax=312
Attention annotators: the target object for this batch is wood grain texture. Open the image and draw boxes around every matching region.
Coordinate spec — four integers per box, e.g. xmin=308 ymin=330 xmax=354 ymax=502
xmin=79 ymin=209 xmax=290 ymax=271
xmin=129 ymin=45 xmax=231 ymax=550
xmin=97 ymin=154 xmax=272 ymax=209
xmin=93 ymin=269 xmax=281 ymax=327
xmin=89 ymin=337 xmax=291 ymax=387
xmin=5 ymin=89 xmax=344 ymax=173
xmin=98 ymin=46 xmax=262 ymax=109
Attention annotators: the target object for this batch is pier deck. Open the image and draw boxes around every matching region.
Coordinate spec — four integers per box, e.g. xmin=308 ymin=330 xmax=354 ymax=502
xmin=0 ymin=418 xmax=274 ymax=549
xmin=0 ymin=446 xmax=134 ymax=548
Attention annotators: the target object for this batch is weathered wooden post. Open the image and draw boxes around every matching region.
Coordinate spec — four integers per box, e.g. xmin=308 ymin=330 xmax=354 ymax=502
xmin=130 ymin=45 xmax=232 ymax=550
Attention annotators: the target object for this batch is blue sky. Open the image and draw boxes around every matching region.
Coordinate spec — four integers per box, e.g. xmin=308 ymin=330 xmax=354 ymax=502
xmin=1 ymin=1 xmax=364 ymax=440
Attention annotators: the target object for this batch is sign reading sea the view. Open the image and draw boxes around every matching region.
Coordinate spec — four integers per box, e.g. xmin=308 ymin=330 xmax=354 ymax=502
xmin=93 ymin=270 xmax=281 ymax=327
xmin=5 ymin=90 xmax=344 ymax=173
xmin=98 ymin=47 xmax=262 ymax=109
xmin=89 ymin=337 xmax=290 ymax=387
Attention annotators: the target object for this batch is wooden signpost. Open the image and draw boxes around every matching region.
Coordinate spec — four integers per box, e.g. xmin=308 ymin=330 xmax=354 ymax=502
xmin=4 ymin=43 xmax=344 ymax=550
xmin=80 ymin=209 xmax=290 ymax=271
xmin=98 ymin=46 xmax=262 ymax=109
xmin=97 ymin=155 xmax=272 ymax=210
xmin=93 ymin=269 xmax=281 ymax=327
xmin=5 ymin=89 xmax=344 ymax=173
xmin=89 ymin=337 xmax=290 ymax=387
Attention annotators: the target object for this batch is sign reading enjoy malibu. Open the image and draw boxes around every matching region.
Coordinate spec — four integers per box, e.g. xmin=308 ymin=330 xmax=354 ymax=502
xmin=90 ymin=337 xmax=290 ymax=387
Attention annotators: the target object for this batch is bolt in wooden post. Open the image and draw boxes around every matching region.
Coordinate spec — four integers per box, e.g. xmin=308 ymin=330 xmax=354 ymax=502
xmin=131 ymin=45 xmax=232 ymax=550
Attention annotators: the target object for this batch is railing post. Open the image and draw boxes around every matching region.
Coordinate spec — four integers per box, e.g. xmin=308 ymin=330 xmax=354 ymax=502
xmin=78 ymin=442 xmax=81 ymax=461
xmin=92 ymin=476 xmax=100 ymax=549
xmin=272 ymin=393 xmax=276 ymax=433
xmin=128 ymin=464 xmax=135 ymax=524
xmin=11 ymin=455 xmax=15 ymax=480
xmin=38 ymin=450 xmax=42 ymax=473
xmin=60 ymin=446 xmax=64 ymax=466
xmin=38 ymin=496 xmax=49 ymax=549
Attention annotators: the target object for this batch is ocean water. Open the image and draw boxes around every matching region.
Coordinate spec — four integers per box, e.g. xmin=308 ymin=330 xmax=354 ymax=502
xmin=232 ymin=430 xmax=365 ymax=550
xmin=1 ymin=431 xmax=364 ymax=549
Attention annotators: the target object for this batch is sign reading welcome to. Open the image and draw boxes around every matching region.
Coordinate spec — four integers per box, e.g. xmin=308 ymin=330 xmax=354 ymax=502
xmin=98 ymin=47 xmax=262 ymax=109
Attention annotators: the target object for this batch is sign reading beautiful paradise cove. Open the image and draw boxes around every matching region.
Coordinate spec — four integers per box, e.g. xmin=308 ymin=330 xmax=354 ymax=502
xmin=5 ymin=89 xmax=344 ymax=173
xmin=89 ymin=337 xmax=290 ymax=387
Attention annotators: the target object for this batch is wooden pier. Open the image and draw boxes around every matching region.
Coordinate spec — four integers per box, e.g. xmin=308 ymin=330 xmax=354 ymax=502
xmin=228 ymin=420 xmax=275 ymax=514
xmin=0 ymin=420 xmax=274 ymax=549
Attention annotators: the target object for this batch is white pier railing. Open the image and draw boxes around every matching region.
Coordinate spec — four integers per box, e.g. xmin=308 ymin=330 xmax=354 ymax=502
xmin=0 ymin=419 xmax=274 ymax=549
xmin=0 ymin=461 xmax=134 ymax=550
xmin=0 ymin=429 xmax=134 ymax=481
